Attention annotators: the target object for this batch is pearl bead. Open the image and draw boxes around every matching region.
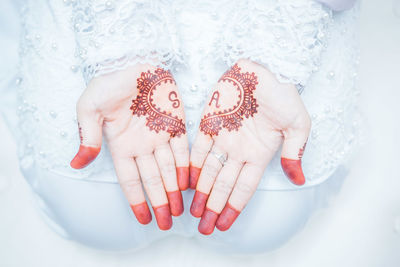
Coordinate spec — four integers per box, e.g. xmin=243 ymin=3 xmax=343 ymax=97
xmin=70 ymin=65 xmax=78 ymax=72
xmin=190 ymin=84 xmax=198 ymax=92
xmin=15 ymin=77 xmax=22 ymax=85
xmin=187 ymin=120 xmax=194 ymax=128
xmin=327 ymin=71 xmax=335 ymax=79
xmin=60 ymin=131 xmax=67 ymax=137
xmin=51 ymin=43 xmax=57 ymax=50
xmin=39 ymin=151 xmax=45 ymax=157
xmin=49 ymin=111 xmax=57 ymax=118
xmin=105 ymin=1 xmax=114 ymax=10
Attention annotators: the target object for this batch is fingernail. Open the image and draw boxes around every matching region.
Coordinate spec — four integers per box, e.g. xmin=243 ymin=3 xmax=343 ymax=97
xmin=130 ymin=202 xmax=152 ymax=225
xmin=198 ymin=208 xmax=219 ymax=235
xmin=216 ymin=203 xmax=240 ymax=231
xmin=176 ymin=166 xmax=189 ymax=191
xmin=70 ymin=145 xmax=101 ymax=169
xmin=167 ymin=190 xmax=184 ymax=216
xmin=281 ymin=158 xmax=306 ymax=186
xmin=190 ymin=190 xmax=208 ymax=218
xmin=189 ymin=164 xmax=201 ymax=189
xmin=153 ymin=204 xmax=173 ymax=230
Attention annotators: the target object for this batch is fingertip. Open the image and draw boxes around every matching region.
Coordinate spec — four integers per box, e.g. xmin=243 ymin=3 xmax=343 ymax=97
xmin=215 ymin=203 xmax=240 ymax=231
xmin=130 ymin=202 xmax=152 ymax=225
xmin=189 ymin=164 xmax=201 ymax=189
xmin=190 ymin=191 xmax=208 ymax=218
xmin=281 ymin=158 xmax=306 ymax=186
xmin=198 ymin=208 xmax=219 ymax=235
xmin=176 ymin=166 xmax=189 ymax=191
xmin=167 ymin=190 xmax=184 ymax=216
xmin=70 ymin=145 xmax=101 ymax=169
xmin=153 ymin=204 xmax=173 ymax=230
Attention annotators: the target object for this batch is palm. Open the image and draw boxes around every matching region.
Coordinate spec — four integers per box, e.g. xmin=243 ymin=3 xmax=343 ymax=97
xmin=71 ymin=64 xmax=189 ymax=230
xmin=189 ymin=59 xmax=311 ymax=235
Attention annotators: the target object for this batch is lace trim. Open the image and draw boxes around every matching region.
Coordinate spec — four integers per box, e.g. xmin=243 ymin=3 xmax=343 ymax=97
xmin=71 ymin=0 xmax=182 ymax=83
xmin=213 ymin=0 xmax=332 ymax=86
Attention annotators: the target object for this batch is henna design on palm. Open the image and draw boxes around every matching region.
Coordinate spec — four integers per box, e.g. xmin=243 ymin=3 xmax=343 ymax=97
xmin=130 ymin=68 xmax=186 ymax=137
xmin=200 ymin=64 xmax=259 ymax=136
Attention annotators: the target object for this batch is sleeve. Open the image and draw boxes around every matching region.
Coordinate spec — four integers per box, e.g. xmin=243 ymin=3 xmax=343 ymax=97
xmin=70 ymin=0 xmax=182 ymax=84
xmin=214 ymin=0 xmax=333 ymax=88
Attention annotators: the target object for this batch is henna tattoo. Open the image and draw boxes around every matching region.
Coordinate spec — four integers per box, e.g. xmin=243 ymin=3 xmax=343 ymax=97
xmin=208 ymin=91 xmax=221 ymax=108
xmin=130 ymin=68 xmax=186 ymax=137
xmin=78 ymin=122 xmax=83 ymax=143
xmin=298 ymin=140 xmax=308 ymax=159
xmin=168 ymin=91 xmax=180 ymax=108
xmin=200 ymin=64 xmax=258 ymax=136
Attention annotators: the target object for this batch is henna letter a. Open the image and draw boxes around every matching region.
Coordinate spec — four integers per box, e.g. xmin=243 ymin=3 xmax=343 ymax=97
xmin=208 ymin=91 xmax=221 ymax=108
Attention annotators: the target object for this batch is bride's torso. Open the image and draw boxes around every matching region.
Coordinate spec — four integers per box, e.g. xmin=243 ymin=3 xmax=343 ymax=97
xmin=8 ymin=0 xmax=360 ymax=250
xmin=16 ymin=0 xmax=360 ymax=190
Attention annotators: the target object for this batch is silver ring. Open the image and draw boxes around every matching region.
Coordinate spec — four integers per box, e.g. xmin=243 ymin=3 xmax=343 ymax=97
xmin=210 ymin=150 xmax=228 ymax=166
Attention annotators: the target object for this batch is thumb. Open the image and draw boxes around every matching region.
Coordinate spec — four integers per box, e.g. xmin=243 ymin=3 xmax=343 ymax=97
xmin=280 ymin=117 xmax=311 ymax=186
xmin=70 ymin=99 xmax=103 ymax=169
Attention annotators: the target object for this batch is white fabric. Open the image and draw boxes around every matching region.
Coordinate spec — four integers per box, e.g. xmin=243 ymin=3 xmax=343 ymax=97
xmin=13 ymin=0 xmax=360 ymax=190
xmin=0 ymin=0 xmax=360 ymax=251
xmin=20 ymin=163 xmax=317 ymax=251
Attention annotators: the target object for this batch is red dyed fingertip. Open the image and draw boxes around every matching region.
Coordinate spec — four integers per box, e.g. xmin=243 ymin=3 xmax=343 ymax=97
xmin=177 ymin=166 xmax=189 ymax=191
xmin=198 ymin=208 xmax=219 ymax=235
xmin=130 ymin=202 xmax=152 ymax=225
xmin=215 ymin=203 xmax=240 ymax=231
xmin=281 ymin=158 xmax=306 ymax=186
xmin=190 ymin=191 xmax=208 ymax=218
xmin=167 ymin=190 xmax=184 ymax=216
xmin=189 ymin=164 xmax=201 ymax=189
xmin=70 ymin=145 xmax=101 ymax=169
xmin=153 ymin=204 xmax=173 ymax=230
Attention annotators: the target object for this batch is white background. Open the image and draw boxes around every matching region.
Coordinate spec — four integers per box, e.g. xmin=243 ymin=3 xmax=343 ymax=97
xmin=1 ymin=0 xmax=399 ymax=266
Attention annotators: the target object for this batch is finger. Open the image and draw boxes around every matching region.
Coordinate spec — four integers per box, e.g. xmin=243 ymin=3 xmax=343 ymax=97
xmin=198 ymin=159 xmax=243 ymax=235
xmin=281 ymin=116 xmax=311 ymax=186
xmin=154 ymin=144 xmax=183 ymax=216
xmin=216 ymin=163 xmax=264 ymax=232
xmin=189 ymin=133 xmax=213 ymax=189
xmin=70 ymin=99 xmax=102 ymax=169
xmin=113 ymin=157 xmax=152 ymax=225
xmin=136 ymin=154 xmax=172 ymax=230
xmin=170 ymin=133 xmax=189 ymax=191
xmin=190 ymin=147 xmax=223 ymax=218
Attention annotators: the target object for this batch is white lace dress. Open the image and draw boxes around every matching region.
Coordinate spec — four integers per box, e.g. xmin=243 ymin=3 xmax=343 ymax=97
xmin=0 ymin=0 xmax=361 ymax=252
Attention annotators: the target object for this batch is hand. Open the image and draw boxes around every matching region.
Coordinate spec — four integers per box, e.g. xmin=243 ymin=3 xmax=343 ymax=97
xmin=70 ymin=64 xmax=189 ymax=230
xmin=189 ymin=59 xmax=311 ymax=235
